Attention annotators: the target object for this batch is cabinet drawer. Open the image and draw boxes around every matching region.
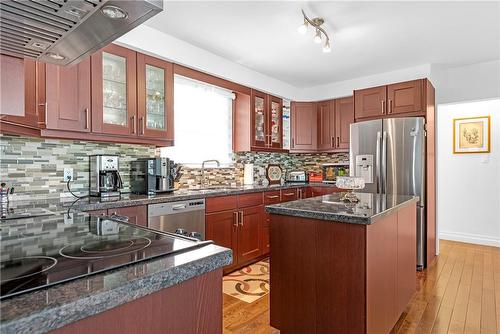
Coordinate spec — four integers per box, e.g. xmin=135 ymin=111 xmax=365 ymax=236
xmin=86 ymin=209 xmax=107 ymax=216
xmin=206 ymin=195 xmax=238 ymax=213
xmin=281 ymin=189 xmax=298 ymax=202
xmin=264 ymin=191 xmax=281 ymax=204
xmin=238 ymin=192 xmax=263 ymax=208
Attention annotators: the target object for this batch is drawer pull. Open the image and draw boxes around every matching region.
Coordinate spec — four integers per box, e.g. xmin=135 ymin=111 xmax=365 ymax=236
xmin=283 ymin=192 xmax=295 ymax=196
xmin=267 ymin=195 xmax=279 ymax=199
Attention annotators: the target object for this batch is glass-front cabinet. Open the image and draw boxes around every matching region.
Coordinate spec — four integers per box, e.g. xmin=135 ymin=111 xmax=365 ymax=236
xmin=137 ymin=53 xmax=173 ymax=139
xmin=92 ymin=44 xmax=136 ymax=136
xmin=251 ymin=90 xmax=283 ymax=150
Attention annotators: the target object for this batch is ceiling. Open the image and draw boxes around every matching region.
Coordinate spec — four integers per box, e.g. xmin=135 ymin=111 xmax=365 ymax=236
xmin=145 ymin=1 xmax=500 ymax=88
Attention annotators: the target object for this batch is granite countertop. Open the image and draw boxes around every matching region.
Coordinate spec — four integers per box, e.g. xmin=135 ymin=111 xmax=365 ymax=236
xmin=6 ymin=182 xmax=336 ymax=214
xmin=265 ymin=192 xmax=419 ymax=225
xmin=0 ymin=213 xmax=232 ymax=334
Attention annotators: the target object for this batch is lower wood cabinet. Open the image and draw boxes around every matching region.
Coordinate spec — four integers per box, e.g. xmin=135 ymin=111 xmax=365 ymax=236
xmin=86 ymin=205 xmax=147 ymax=227
xmin=308 ymin=186 xmax=341 ymax=198
xmin=280 ymin=189 xmax=298 ymax=202
xmin=205 ymin=194 xmax=264 ymax=273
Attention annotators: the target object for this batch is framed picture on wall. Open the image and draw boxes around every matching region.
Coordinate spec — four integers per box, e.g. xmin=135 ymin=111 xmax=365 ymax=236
xmin=453 ymin=116 xmax=490 ymax=154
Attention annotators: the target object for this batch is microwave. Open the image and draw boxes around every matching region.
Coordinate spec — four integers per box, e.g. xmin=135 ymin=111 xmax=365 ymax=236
xmin=321 ymin=163 xmax=350 ymax=183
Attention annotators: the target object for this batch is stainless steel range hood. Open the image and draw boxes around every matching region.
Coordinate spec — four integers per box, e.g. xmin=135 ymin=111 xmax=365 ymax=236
xmin=0 ymin=0 xmax=163 ymax=66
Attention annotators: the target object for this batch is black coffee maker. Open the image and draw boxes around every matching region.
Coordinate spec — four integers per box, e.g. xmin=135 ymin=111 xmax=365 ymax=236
xmin=89 ymin=155 xmax=123 ymax=197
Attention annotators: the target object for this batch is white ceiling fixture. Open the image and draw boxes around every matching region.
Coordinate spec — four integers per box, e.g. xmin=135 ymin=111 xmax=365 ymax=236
xmin=298 ymin=9 xmax=331 ymax=53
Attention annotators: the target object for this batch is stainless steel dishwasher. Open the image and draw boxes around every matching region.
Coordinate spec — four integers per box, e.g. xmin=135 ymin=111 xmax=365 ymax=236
xmin=148 ymin=199 xmax=205 ymax=240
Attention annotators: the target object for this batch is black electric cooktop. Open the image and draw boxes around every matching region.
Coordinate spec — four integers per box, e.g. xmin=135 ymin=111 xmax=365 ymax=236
xmin=0 ymin=213 xmax=211 ymax=299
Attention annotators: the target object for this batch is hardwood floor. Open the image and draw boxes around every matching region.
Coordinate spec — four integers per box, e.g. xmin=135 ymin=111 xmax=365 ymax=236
xmin=222 ymin=240 xmax=500 ymax=333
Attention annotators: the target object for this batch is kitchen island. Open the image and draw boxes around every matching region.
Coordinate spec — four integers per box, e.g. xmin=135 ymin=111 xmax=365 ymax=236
xmin=266 ymin=192 xmax=419 ymax=334
xmin=0 ymin=213 xmax=232 ymax=334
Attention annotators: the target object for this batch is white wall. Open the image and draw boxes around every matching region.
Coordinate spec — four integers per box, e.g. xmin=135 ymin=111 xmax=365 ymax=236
xmin=116 ymin=25 xmax=300 ymax=100
xmin=431 ymin=60 xmax=500 ymax=105
xmin=437 ymin=99 xmax=500 ymax=247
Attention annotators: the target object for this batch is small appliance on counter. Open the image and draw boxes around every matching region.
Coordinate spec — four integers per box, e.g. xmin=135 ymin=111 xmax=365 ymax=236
xmin=285 ymin=170 xmax=308 ymax=183
xmin=130 ymin=158 xmax=176 ymax=195
xmin=89 ymin=155 xmax=123 ymax=198
xmin=321 ymin=163 xmax=350 ymax=184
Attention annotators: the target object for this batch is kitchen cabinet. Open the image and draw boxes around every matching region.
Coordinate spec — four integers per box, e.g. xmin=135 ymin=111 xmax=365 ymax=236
xmin=45 ymin=58 xmax=91 ymax=132
xmin=317 ymin=100 xmax=335 ymax=150
xmin=280 ymin=189 xmax=298 ymax=202
xmin=205 ymin=193 xmax=264 ymax=272
xmin=251 ymin=90 xmax=284 ymax=150
xmin=137 ymin=53 xmax=174 ymax=140
xmin=0 ymin=55 xmax=45 ymax=135
xmin=354 ymin=85 xmax=387 ymax=120
xmin=335 ymin=96 xmax=354 ymax=149
xmin=91 ymin=43 xmax=137 ymax=136
xmin=309 ymin=186 xmax=341 ymax=198
xmin=354 ymin=79 xmax=425 ymax=120
xmin=387 ymin=79 xmax=423 ymax=115
xmin=290 ymin=101 xmax=317 ymax=152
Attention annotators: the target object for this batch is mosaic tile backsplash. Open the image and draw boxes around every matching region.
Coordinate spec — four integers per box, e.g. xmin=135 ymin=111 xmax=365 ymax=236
xmin=1 ymin=135 xmax=349 ymax=198
xmin=0 ymin=135 xmax=156 ymax=200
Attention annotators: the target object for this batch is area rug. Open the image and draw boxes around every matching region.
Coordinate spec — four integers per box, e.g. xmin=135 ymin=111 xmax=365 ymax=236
xmin=223 ymin=259 xmax=270 ymax=303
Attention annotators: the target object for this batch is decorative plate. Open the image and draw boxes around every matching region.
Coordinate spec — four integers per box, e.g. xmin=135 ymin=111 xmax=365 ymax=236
xmin=266 ymin=164 xmax=282 ymax=185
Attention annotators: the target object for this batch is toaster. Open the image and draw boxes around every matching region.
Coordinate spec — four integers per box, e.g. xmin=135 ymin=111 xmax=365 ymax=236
xmin=285 ymin=170 xmax=308 ymax=183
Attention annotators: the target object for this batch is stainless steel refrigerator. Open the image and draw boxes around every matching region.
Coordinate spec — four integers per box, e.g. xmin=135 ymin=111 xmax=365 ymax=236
xmin=350 ymin=117 xmax=426 ymax=269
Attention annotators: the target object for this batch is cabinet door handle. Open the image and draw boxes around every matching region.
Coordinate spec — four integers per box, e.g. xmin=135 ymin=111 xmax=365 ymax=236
xmin=140 ymin=117 xmax=145 ymax=135
xmin=39 ymin=102 xmax=48 ymax=126
xmin=388 ymin=99 xmax=393 ymax=114
xmin=381 ymin=100 xmax=385 ymax=114
xmin=298 ymin=189 xmax=302 ymax=198
xmin=291 ymin=138 xmax=294 ymax=148
xmin=233 ymin=211 xmax=238 ymax=228
xmin=337 ymin=137 xmax=340 ymax=147
xmin=331 ymin=136 xmax=334 ymax=148
xmin=239 ymin=211 xmax=244 ymax=227
xmin=84 ymin=108 xmax=89 ymax=130
xmin=131 ymin=115 xmax=136 ymax=134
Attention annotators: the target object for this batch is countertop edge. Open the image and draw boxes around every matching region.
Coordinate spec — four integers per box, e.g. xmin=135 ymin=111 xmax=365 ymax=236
xmin=266 ymin=196 xmax=419 ymax=225
xmin=1 ymin=247 xmax=232 ymax=334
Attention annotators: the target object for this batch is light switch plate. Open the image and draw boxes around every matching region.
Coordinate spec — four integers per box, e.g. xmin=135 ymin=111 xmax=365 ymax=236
xmin=64 ymin=168 xmax=73 ymax=181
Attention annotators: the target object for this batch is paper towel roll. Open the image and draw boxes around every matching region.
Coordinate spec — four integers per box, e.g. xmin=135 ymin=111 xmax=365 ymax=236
xmin=243 ymin=164 xmax=254 ymax=185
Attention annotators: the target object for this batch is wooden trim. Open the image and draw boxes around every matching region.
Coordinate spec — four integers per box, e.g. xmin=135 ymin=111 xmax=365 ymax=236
xmin=0 ymin=120 xmax=41 ymax=137
xmin=173 ymin=64 xmax=251 ymax=95
xmin=40 ymin=129 xmax=173 ymax=147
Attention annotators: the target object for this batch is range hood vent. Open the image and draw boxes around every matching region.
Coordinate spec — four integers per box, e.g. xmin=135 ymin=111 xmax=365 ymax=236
xmin=0 ymin=0 xmax=163 ymax=66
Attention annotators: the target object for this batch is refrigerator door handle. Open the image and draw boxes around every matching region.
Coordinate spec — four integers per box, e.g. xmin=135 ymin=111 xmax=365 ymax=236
xmin=376 ymin=131 xmax=382 ymax=193
xmin=381 ymin=131 xmax=388 ymax=194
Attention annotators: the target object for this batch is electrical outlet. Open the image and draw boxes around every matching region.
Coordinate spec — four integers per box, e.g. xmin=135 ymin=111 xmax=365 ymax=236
xmin=64 ymin=168 xmax=73 ymax=181
xmin=64 ymin=212 xmax=74 ymax=225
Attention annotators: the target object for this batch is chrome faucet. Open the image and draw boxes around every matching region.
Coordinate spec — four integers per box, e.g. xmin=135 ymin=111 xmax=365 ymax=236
xmin=201 ymin=160 xmax=220 ymax=188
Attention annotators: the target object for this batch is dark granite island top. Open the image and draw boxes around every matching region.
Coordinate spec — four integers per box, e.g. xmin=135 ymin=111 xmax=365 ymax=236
xmin=0 ymin=213 xmax=232 ymax=334
xmin=265 ymin=192 xmax=419 ymax=224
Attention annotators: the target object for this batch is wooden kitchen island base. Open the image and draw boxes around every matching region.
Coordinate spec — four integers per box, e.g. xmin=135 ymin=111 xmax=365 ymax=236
xmin=51 ymin=269 xmax=223 ymax=334
xmin=269 ymin=202 xmax=417 ymax=334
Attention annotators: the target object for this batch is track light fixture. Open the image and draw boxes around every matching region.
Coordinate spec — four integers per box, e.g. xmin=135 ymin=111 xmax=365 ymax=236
xmin=297 ymin=9 xmax=331 ymax=53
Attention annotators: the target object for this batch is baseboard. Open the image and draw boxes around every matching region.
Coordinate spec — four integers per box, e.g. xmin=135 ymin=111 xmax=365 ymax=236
xmin=439 ymin=231 xmax=500 ymax=247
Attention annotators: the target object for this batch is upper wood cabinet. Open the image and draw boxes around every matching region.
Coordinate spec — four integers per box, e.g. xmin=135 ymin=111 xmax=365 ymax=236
xmin=45 ymin=58 xmax=91 ymax=132
xmin=354 ymin=85 xmax=387 ymax=120
xmin=387 ymin=79 xmax=422 ymax=115
xmin=91 ymin=44 xmax=137 ymax=136
xmin=137 ymin=53 xmax=174 ymax=140
xmin=317 ymin=100 xmax=335 ymax=150
xmin=290 ymin=101 xmax=317 ymax=152
xmin=292 ymin=97 xmax=353 ymax=153
xmin=335 ymin=96 xmax=354 ymax=149
xmin=355 ymin=79 xmax=425 ymax=120
xmin=0 ymin=56 xmax=45 ymax=134
xmin=250 ymin=90 xmax=284 ymax=151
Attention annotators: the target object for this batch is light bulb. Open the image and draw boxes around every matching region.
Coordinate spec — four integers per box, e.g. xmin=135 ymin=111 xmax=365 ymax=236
xmin=297 ymin=21 xmax=308 ymax=35
xmin=322 ymin=40 xmax=331 ymax=53
xmin=313 ymin=29 xmax=322 ymax=44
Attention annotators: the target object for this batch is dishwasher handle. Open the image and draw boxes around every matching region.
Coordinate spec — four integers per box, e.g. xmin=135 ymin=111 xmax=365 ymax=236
xmin=172 ymin=204 xmax=187 ymax=211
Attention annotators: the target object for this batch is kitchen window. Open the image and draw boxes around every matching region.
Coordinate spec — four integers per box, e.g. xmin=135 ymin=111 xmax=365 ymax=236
xmin=161 ymin=75 xmax=235 ymax=165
